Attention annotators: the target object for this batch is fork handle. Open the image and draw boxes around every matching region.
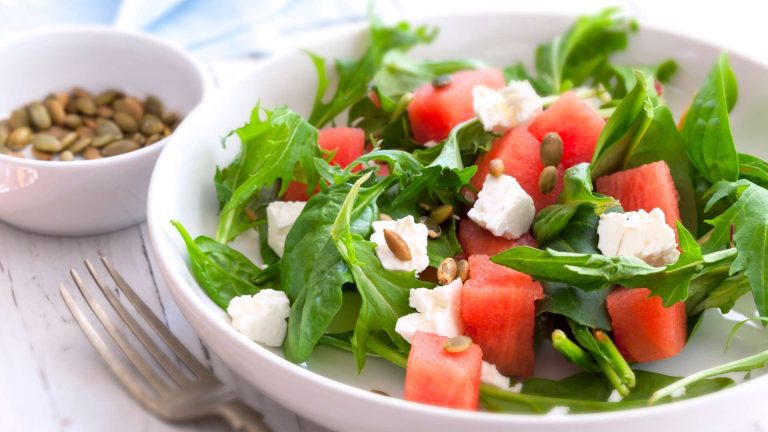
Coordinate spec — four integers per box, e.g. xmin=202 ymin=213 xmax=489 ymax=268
xmin=216 ymin=399 xmax=272 ymax=432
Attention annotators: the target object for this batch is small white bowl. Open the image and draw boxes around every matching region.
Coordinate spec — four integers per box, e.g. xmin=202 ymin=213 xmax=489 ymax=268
xmin=0 ymin=27 xmax=209 ymax=236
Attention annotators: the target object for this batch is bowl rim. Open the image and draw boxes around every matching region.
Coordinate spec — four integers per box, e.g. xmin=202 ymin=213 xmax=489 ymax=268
xmin=0 ymin=25 xmax=212 ymax=168
xmin=148 ymin=11 xmax=768 ymax=424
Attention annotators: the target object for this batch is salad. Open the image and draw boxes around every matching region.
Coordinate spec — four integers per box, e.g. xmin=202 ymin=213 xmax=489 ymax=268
xmin=173 ymin=9 xmax=768 ymax=414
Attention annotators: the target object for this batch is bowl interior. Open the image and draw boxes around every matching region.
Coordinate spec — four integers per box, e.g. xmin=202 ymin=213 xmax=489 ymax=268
xmin=148 ymin=12 xmax=768 ymax=426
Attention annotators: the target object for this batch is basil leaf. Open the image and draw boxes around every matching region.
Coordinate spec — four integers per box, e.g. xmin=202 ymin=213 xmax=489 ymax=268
xmin=172 ymin=221 xmax=274 ymax=309
xmin=533 ymin=163 xmax=619 ymax=245
xmin=216 ymin=106 xmax=320 ymax=243
xmin=681 ymin=54 xmax=739 ymax=183
xmin=308 ymin=17 xmax=436 ymax=127
xmin=704 ymin=180 xmax=768 ymax=316
xmin=330 ymin=175 xmax=429 ymax=369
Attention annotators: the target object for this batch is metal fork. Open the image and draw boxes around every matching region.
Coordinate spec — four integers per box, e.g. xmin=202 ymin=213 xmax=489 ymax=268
xmin=60 ymin=256 xmax=270 ymax=432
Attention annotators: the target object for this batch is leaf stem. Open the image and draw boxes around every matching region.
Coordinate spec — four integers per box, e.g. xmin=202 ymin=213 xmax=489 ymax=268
xmin=366 ymin=335 xmax=408 ymax=368
xmin=551 ymin=330 xmax=600 ymax=372
xmin=594 ymin=330 xmax=636 ymax=389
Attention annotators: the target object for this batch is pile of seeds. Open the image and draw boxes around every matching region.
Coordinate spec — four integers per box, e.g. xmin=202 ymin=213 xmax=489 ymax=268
xmin=0 ymin=87 xmax=180 ymax=161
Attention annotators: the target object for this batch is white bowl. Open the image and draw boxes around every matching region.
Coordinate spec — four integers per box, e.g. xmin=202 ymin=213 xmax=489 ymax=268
xmin=0 ymin=27 xmax=209 ymax=236
xmin=148 ymin=13 xmax=768 ymax=432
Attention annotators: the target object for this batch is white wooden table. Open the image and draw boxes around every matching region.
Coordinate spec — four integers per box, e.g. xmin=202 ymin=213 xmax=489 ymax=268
xmin=2 ymin=1 xmax=767 ymax=431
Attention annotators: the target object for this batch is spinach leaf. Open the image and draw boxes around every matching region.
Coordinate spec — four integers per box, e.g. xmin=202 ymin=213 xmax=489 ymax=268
xmin=281 ymin=178 xmax=390 ymax=363
xmin=594 ymin=59 xmax=677 ymax=100
xmin=703 ymin=179 xmax=768 ymax=316
xmin=172 ymin=221 xmax=275 ymax=309
xmin=308 ymin=17 xmax=436 ymax=127
xmin=738 ymin=153 xmax=768 ymax=188
xmin=533 ymin=163 xmax=620 ymax=245
xmin=330 ymin=175 xmax=429 ymax=369
xmin=591 ymin=73 xmax=697 ymax=231
xmin=216 ymin=106 xmax=320 ymax=243
xmin=680 ymin=54 xmax=739 ymax=183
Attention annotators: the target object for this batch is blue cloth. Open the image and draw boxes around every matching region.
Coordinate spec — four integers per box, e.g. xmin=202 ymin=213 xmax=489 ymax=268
xmin=0 ymin=0 xmax=365 ymax=59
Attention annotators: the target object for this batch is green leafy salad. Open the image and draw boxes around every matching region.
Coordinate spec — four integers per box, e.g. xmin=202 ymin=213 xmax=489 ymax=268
xmin=173 ymin=9 xmax=768 ymax=414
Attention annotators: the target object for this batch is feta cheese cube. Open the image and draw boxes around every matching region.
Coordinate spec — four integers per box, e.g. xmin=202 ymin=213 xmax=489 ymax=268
xmin=473 ymin=80 xmax=543 ymax=131
xmin=266 ymin=201 xmax=306 ymax=257
xmin=395 ymin=278 xmax=463 ymax=343
xmin=481 ymin=361 xmax=519 ymax=391
xmin=227 ymin=289 xmax=290 ymax=347
xmin=468 ymin=174 xmax=535 ymax=239
xmin=370 ymin=215 xmax=430 ymax=274
xmin=597 ymin=208 xmax=680 ymax=267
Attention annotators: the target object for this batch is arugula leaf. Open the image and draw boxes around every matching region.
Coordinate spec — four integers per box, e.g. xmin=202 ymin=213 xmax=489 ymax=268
xmin=680 ymin=54 xmax=739 ymax=183
xmin=172 ymin=221 xmax=276 ymax=309
xmin=738 ymin=153 xmax=768 ymax=188
xmin=594 ymin=59 xmax=677 ymax=100
xmin=281 ymin=178 xmax=389 ymax=363
xmin=426 ymin=218 xmax=462 ymax=267
xmin=330 ymin=174 xmax=428 ymax=369
xmin=533 ymin=163 xmax=620 ymax=245
xmin=216 ymin=106 xmax=320 ymax=243
xmin=687 ymin=273 xmax=751 ymax=316
xmin=413 ymin=117 xmax=496 ymax=167
xmin=531 ymin=8 xmax=637 ymax=95
xmin=590 ymin=73 xmax=697 ymax=231
xmin=308 ymin=17 xmax=436 ymax=127
xmin=704 ymin=180 xmax=768 ymax=316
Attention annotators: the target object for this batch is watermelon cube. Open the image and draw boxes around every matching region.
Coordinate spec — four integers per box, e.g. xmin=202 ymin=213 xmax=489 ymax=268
xmin=282 ymin=127 xmax=365 ymax=201
xmin=595 ymin=161 xmax=681 ymax=230
xmin=408 ymin=69 xmax=506 ymax=144
xmin=528 ymin=92 xmax=606 ymax=168
xmin=458 ymin=218 xmax=537 ymax=258
xmin=607 ymin=288 xmax=687 ymax=362
xmin=471 ymin=126 xmax=564 ymax=212
xmin=404 ymin=331 xmax=483 ymax=410
xmin=461 ymin=255 xmax=544 ymax=377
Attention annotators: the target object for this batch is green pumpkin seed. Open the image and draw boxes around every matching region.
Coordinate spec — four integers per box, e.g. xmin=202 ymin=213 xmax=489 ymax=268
xmin=64 ymin=114 xmax=83 ymax=129
xmin=76 ymin=126 xmax=94 ymax=139
xmin=45 ymin=99 xmax=66 ymax=125
xmin=31 ymin=134 xmax=63 ymax=152
xmin=71 ymin=87 xmax=92 ymax=99
xmin=61 ymin=131 xmax=78 ymax=148
xmin=65 ymin=98 xmax=79 ymax=114
xmin=82 ymin=147 xmax=102 ymax=160
xmin=8 ymin=127 xmax=32 ymax=149
xmin=59 ymin=150 xmax=75 ymax=161
xmin=49 ymin=91 xmax=69 ymax=107
xmin=46 ymin=126 xmax=69 ymax=139
xmin=95 ymin=89 xmax=122 ymax=106
xmin=75 ymin=96 xmax=97 ymax=116
xmin=96 ymin=119 xmax=123 ymax=137
xmin=97 ymin=105 xmax=114 ymax=118
xmin=162 ymin=111 xmax=179 ymax=127
xmin=101 ymin=139 xmax=140 ymax=157
xmin=127 ymin=132 xmax=145 ymax=145
xmin=0 ymin=123 xmax=9 ymax=147
xmin=383 ymin=229 xmax=412 ymax=261
xmin=432 ymin=74 xmax=452 ymax=88
xmin=540 ymin=132 xmax=563 ymax=167
xmin=113 ymin=112 xmax=139 ymax=133
xmin=68 ymin=137 xmax=91 ymax=154
xmin=113 ymin=97 xmax=144 ymax=121
xmin=457 ymin=259 xmax=469 ymax=282
xmin=539 ymin=165 xmax=558 ymax=194
xmin=437 ymin=257 xmax=458 ymax=285
xmin=29 ymin=102 xmax=52 ymax=130
xmin=92 ymin=134 xmax=120 ymax=148
xmin=444 ymin=335 xmax=472 ymax=353
xmin=144 ymin=95 xmax=164 ymax=117
xmin=9 ymin=108 xmax=30 ymax=129
xmin=145 ymin=134 xmax=163 ymax=146
xmin=32 ymin=148 xmax=54 ymax=160
xmin=140 ymin=114 xmax=164 ymax=135
xmin=429 ymin=204 xmax=454 ymax=225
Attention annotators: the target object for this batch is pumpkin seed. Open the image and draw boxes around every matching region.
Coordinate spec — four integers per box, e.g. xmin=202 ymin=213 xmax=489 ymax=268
xmin=97 ymin=105 xmax=114 ymax=118
xmin=71 ymin=87 xmax=92 ymax=99
xmin=489 ymin=158 xmax=505 ymax=177
xmin=145 ymin=134 xmax=163 ymax=146
xmin=0 ymin=143 xmax=9 ymax=155
xmin=50 ymin=91 xmax=69 ymax=107
xmin=145 ymin=95 xmax=164 ymax=117
xmin=432 ymin=74 xmax=452 ymax=88
xmin=75 ymin=96 xmax=97 ymax=116
xmin=64 ymin=114 xmax=83 ymax=129
xmin=69 ymin=137 xmax=91 ymax=154
xmin=31 ymin=134 xmax=63 ymax=152
xmin=540 ymin=132 xmax=563 ymax=166
xmin=113 ymin=97 xmax=144 ymax=121
xmin=92 ymin=134 xmax=120 ymax=149
xmin=113 ymin=112 xmax=139 ymax=133
xmin=47 ymin=126 xmax=69 ymax=139
xmin=32 ymin=147 xmax=54 ymax=160
xmin=140 ymin=114 xmax=164 ymax=135
xmin=95 ymin=89 xmax=122 ymax=106
xmin=101 ymin=139 xmax=140 ymax=157
xmin=82 ymin=117 xmax=98 ymax=128
xmin=369 ymin=389 xmax=389 ymax=397
xmin=437 ymin=257 xmax=458 ymax=285
xmin=96 ymin=119 xmax=123 ymax=137
xmin=8 ymin=127 xmax=32 ymax=149
xmin=429 ymin=204 xmax=454 ymax=225
xmin=45 ymin=99 xmax=66 ymax=125
xmin=539 ymin=165 xmax=558 ymax=194
xmin=0 ymin=123 xmax=9 ymax=147
xmin=59 ymin=150 xmax=75 ymax=161
xmin=9 ymin=108 xmax=30 ymax=129
xmin=65 ymin=98 xmax=79 ymax=114
xmin=383 ymin=229 xmax=412 ymax=261
xmin=28 ymin=102 xmax=52 ymax=130
xmin=76 ymin=126 xmax=94 ymax=139
xmin=162 ymin=111 xmax=179 ymax=127
xmin=82 ymin=146 xmax=102 ymax=160
xmin=456 ymin=259 xmax=469 ymax=282
xmin=419 ymin=216 xmax=441 ymax=239
xmin=60 ymin=131 xmax=78 ymax=149
xmin=444 ymin=335 xmax=472 ymax=353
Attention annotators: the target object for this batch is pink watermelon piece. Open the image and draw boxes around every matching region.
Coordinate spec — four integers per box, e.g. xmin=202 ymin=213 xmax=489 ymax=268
xmin=471 ymin=126 xmax=564 ymax=212
xmin=458 ymin=218 xmax=537 ymax=258
xmin=408 ymin=69 xmax=506 ymax=144
xmin=607 ymin=288 xmax=687 ymax=362
xmin=404 ymin=331 xmax=483 ymax=410
xmin=461 ymin=255 xmax=544 ymax=377
xmin=528 ymin=92 xmax=606 ymax=168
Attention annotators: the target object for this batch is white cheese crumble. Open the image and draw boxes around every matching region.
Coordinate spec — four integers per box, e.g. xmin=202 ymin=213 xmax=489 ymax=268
xmin=597 ymin=208 xmax=680 ymax=267
xmin=480 ymin=361 xmax=520 ymax=391
xmin=468 ymin=174 xmax=535 ymax=240
xmin=472 ymin=80 xmax=543 ymax=131
xmin=266 ymin=201 xmax=306 ymax=257
xmin=546 ymin=406 xmax=570 ymax=416
xmin=395 ymin=278 xmax=463 ymax=343
xmin=607 ymin=389 xmax=623 ymax=402
xmin=227 ymin=289 xmax=290 ymax=347
xmin=370 ymin=215 xmax=430 ymax=275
